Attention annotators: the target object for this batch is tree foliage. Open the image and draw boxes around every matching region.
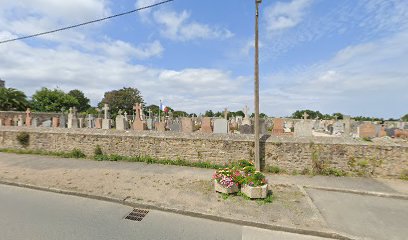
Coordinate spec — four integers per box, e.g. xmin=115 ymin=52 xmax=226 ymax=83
xmin=31 ymin=88 xmax=78 ymax=112
xmin=401 ymin=114 xmax=408 ymax=122
xmin=98 ymin=87 xmax=144 ymax=115
xmin=0 ymin=88 xmax=29 ymax=111
xmin=68 ymin=89 xmax=91 ymax=112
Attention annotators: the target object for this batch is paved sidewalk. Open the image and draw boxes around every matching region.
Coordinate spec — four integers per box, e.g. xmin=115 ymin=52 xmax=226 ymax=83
xmin=0 ymin=152 xmax=407 ymax=239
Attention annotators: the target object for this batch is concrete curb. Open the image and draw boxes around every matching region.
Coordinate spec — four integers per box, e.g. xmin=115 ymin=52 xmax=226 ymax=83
xmin=304 ymin=185 xmax=408 ymax=200
xmin=0 ymin=180 xmax=361 ymax=240
xmin=297 ymin=185 xmax=328 ymax=228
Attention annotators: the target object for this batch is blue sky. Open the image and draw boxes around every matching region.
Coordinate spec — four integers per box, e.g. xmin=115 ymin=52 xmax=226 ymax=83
xmin=0 ymin=0 xmax=407 ymax=118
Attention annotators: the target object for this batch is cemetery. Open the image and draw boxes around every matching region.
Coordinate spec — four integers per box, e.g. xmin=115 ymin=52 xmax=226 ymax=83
xmin=0 ymin=104 xmax=407 ymax=179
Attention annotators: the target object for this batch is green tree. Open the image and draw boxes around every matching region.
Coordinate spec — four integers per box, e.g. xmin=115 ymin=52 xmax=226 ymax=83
xmin=291 ymin=110 xmax=323 ymax=120
xmin=98 ymin=87 xmax=144 ymax=115
xmin=68 ymin=89 xmax=91 ymax=112
xmin=401 ymin=114 xmax=408 ymax=122
xmin=31 ymin=88 xmax=78 ymax=112
xmin=204 ymin=110 xmax=214 ymax=117
xmin=234 ymin=110 xmax=245 ymax=117
xmin=0 ymin=88 xmax=29 ymax=111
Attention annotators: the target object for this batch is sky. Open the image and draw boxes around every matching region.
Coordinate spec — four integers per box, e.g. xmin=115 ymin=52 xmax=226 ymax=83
xmin=0 ymin=0 xmax=407 ymax=118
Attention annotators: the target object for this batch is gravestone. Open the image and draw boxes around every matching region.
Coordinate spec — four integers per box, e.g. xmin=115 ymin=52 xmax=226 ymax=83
xmin=41 ymin=120 xmax=52 ymax=128
xmin=133 ymin=103 xmax=147 ymax=131
xmin=146 ymin=118 xmax=153 ymax=130
xmin=168 ymin=122 xmax=181 ymax=132
xmin=181 ymin=117 xmax=193 ymax=133
xmin=213 ymin=119 xmax=229 ymax=134
xmin=239 ymin=124 xmax=253 ymax=134
xmin=17 ymin=115 xmax=24 ymax=127
xmin=343 ymin=115 xmax=351 ymax=136
xmin=242 ymin=105 xmax=251 ymax=125
xmin=95 ymin=118 xmax=102 ymax=129
xmin=294 ymin=121 xmax=313 ymax=137
xmin=13 ymin=116 xmax=18 ymax=126
xmin=332 ymin=121 xmax=344 ymax=136
xmin=115 ymin=110 xmax=127 ymax=131
xmin=52 ymin=117 xmax=60 ymax=128
xmin=284 ymin=121 xmax=294 ymax=133
xmin=102 ymin=104 xmax=112 ymax=129
xmin=67 ymin=107 xmax=79 ymax=129
xmin=60 ymin=114 xmax=66 ymax=128
xmin=259 ymin=119 xmax=267 ymax=134
xmin=31 ymin=118 xmax=39 ymax=127
xmin=385 ymin=128 xmax=397 ymax=137
xmin=223 ymin=108 xmax=229 ymax=120
xmin=25 ymin=108 xmax=32 ymax=127
xmin=155 ymin=122 xmax=166 ymax=132
xmin=5 ymin=118 xmax=12 ymax=127
xmin=200 ymin=117 xmax=212 ymax=133
xmin=87 ymin=114 xmax=95 ymax=128
xmin=78 ymin=118 xmax=85 ymax=128
xmin=358 ymin=123 xmax=376 ymax=138
xmin=272 ymin=118 xmax=284 ymax=135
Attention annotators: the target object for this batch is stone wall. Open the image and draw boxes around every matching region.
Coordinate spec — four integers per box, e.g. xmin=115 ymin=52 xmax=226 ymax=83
xmin=0 ymin=111 xmax=61 ymax=124
xmin=0 ymin=127 xmax=407 ymax=178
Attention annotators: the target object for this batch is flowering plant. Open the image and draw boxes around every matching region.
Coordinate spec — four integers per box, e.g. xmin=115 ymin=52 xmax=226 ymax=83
xmin=212 ymin=168 xmax=241 ymax=188
xmin=242 ymin=171 xmax=267 ymax=187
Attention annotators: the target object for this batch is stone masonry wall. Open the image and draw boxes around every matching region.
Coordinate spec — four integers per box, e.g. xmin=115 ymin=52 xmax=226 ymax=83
xmin=0 ymin=127 xmax=407 ymax=178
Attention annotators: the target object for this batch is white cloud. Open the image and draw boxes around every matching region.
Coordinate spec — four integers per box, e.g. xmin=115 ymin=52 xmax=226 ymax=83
xmin=135 ymin=0 xmax=233 ymax=41
xmin=264 ymin=0 xmax=313 ymax=33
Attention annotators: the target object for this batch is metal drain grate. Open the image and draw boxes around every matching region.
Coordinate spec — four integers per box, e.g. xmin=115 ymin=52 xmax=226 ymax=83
xmin=125 ymin=208 xmax=149 ymax=221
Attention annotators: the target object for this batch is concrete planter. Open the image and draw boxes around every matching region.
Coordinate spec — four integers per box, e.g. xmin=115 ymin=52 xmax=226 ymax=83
xmin=241 ymin=184 xmax=268 ymax=199
xmin=214 ymin=181 xmax=239 ymax=194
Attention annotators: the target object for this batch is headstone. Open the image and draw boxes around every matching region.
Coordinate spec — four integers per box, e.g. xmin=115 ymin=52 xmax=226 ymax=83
xmin=67 ymin=107 xmax=78 ymax=129
xmin=13 ymin=116 xmax=18 ymax=126
xmin=146 ymin=118 xmax=153 ymax=130
xmin=242 ymin=105 xmax=251 ymax=125
xmin=294 ymin=121 xmax=313 ymax=137
xmin=31 ymin=118 xmax=39 ymax=127
xmin=259 ymin=119 xmax=267 ymax=134
xmin=52 ymin=117 xmax=60 ymax=128
xmin=17 ymin=115 xmax=24 ymax=127
xmin=239 ymin=124 xmax=253 ymax=134
xmin=284 ymin=121 xmax=294 ymax=133
xmin=155 ymin=122 xmax=166 ymax=132
xmin=385 ymin=128 xmax=397 ymax=137
xmin=78 ymin=118 xmax=85 ymax=128
xmin=95 ymin=118 xmax=102 ymax=129
xmin=41 ymin=120 xmax=52 ymax=128
xmin=102 ymin=104 xmax=112 ymax=129
xmin=181 ymin=117 xmax=193 ymax=133
xmin=60 ymin=114 xmax=66 ymax=128
xmin=343 ymin=115 xmax=351 ymax=136
xmin=358 ymin=123 xmax=376 ymax=138
xmin=223 ymin=108 xmax=229 ymax=120
xmin=5 ymin=118 xmax=12 ymax=126
xmin=115 ymin=110 xmax=127 ymax=131
xmin=168 ymin=122 xmax=181 ymax=132
xmin=133 ymin=103 xmax=147 ymax=131
xmin=25 ymin=108 xmax=32 ymax=127
xmin=200 ymin=117 xmax=212 ymax=133
xmin=213 ymin=119 xmax=229 ymax=134
xmin=272 ymin=118 xmax=284 ymax=135
xmin=332 ymin=121 xmax=344 ymax=136
xmin=87 ymin=114 xmax=94 ymax=128
xmin=302 ymin=112 xmax=309 ymax=120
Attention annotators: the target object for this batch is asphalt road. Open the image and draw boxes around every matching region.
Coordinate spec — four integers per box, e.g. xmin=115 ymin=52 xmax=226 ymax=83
xmin=0 ymin=184 xmax=332 ymax=240
xmin=307 ymin=188 xmax=408 ymax=240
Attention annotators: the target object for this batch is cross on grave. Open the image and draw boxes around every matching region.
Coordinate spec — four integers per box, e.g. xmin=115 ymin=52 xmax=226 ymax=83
xmin=148 ymin=109 xmax=152 ymax=119
xmin=133 ymin=103 xmax=143 ymax=121
xmin=102 ymin=104 xmax=110 ymax=119
xmin=25 ymin=108 xmax=31 ymax=118
xmin=303 ymin=112 xmax=309 ymax=120
xmin=72 ymin=107 xmax=78 ymax=117
xmin=124 ymin=111 xmax=128 ymax=120
xmin=118 ymin=109 xmax=123 ymax=116
xmin=243 ymin=105 xmax=249 ymax=119
xmin=333 ymin=115 xmax=339 ymax=121
xmin=69 ymin=107 xmax=73 ymax=115
xmin=224 ymin=108 xmax=229 ymax=120
xmin=315 ymin=116 xmax=320 ymax=120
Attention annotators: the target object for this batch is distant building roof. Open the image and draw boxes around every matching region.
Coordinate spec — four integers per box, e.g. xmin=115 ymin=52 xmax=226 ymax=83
xmin=0 ymin=79 xmax=5 ymax=88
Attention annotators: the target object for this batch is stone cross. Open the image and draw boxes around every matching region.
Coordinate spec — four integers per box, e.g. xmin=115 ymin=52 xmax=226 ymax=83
xmin=118 ymin=109 xmax=123 ymax=116
xmin=102 ymin=104 xmax=110 ymax=119
xmin=243 ymin=105 xmax=249 ymax=119
xmin=315 ymin=116 xmax=320 ymax=120
xmin=148 ymin=109 xmax=152 ymax=119
xmin=223 ymin=108 xmax=229 ymax=120
xmin=69 ymin=107 xmax=73 ymax=115
xmin=334 ymin=115 xmax=339 ymax=121
xmin=133 ymin=103 xmax=143 ymax=121
xmin=25 ymin=108 xmax=31 ymax=118
xmin=303 ymin=112 xmax=309 ymax=120
xmin=72 ymin=107 xmax=78 ymax=117
xmin=124 ymin=111 xmax=128 ymax=120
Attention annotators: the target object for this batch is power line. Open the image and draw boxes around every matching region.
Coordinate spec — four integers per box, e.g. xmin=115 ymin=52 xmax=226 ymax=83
xmin=0 ymin=0 xmax=174 ymax=44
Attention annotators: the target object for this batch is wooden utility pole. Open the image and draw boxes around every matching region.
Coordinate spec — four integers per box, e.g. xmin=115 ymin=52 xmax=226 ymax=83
xmin=254 ymin=0 xmax=262 ymax=171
